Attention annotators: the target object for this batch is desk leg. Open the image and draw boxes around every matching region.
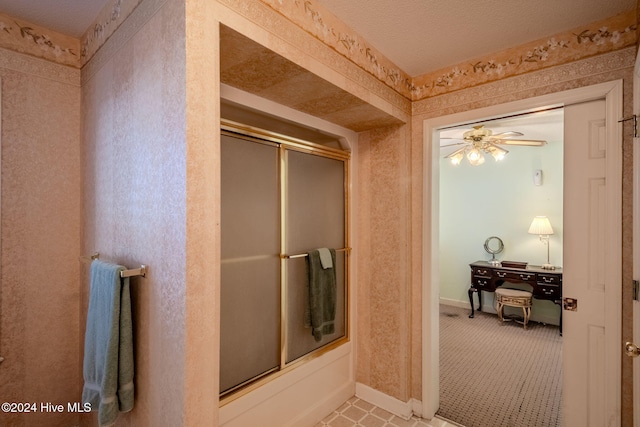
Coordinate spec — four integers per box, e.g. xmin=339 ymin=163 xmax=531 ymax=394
xmin=558 ymin=301 xmax=563 ymax=336
xmin=551 ymin=299 xmax=563 ymax=335
xmin=468 ymin=287 xmax=481 ymax=318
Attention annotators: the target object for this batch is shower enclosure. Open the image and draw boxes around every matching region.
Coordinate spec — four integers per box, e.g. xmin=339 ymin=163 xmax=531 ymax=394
xmin=220 ymin=122 xmax=350 ymax=399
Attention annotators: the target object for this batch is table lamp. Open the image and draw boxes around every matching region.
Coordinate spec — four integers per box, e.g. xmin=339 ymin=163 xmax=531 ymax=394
xmin=528 ymin=216 xmax=555 ymax=270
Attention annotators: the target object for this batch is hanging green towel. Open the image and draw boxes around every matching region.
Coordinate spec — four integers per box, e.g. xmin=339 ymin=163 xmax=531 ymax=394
xmin=305 ymin=248 xmax=337 ymax=342
xmin=82 ymin=260 xmax=135 ymax=426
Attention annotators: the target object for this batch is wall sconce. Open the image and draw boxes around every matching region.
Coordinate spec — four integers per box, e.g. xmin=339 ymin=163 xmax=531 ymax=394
xmin=528 ymin=216 xmax=555 ymax=270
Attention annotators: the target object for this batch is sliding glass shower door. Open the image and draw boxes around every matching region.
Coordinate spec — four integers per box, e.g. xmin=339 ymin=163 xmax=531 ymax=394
xmin=220 ymin=134 xmax=281 ymax=394
xmin=220 ymin=124 xmax=349 ymax=397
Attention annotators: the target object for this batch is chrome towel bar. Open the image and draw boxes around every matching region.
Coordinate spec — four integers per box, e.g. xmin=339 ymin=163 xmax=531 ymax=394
xmin=80 ymin=252 xmax=148 ymax=278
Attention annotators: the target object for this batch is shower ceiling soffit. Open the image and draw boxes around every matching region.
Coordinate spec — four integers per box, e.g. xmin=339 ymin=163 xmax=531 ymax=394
xmin=220 ymin=26 xmax=404 ymax=133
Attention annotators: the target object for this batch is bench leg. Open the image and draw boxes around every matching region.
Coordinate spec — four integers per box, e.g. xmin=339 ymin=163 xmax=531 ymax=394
xmin=523 ymin=306 xmax=531 ymax=330
xmin=496 ymin=301 xmax=504 ymax=323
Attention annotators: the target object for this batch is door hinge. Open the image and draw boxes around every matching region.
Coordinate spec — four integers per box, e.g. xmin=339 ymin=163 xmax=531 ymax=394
xmin=618 ymin=115 xmax=638 ymax=138
xmin=633 ymin=280 xmax=639 ymax=301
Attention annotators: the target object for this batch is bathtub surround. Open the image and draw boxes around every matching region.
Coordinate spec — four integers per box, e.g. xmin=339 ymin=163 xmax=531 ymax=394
xmin=0 ymin=0 xmax=635 ymax=426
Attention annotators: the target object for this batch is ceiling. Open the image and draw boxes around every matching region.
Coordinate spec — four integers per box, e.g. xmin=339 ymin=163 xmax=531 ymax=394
xmin=0 ymin=0 xmax=633 ymax=75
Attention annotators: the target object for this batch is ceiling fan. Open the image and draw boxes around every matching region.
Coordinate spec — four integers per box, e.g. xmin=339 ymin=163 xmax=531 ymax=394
xmin=442 ymin=125 xmax=547 ymax=166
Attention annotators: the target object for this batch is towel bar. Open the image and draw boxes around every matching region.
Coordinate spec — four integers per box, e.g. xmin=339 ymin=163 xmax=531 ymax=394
xmin=281 ymin=247 xmax=351 ymax=259
xmin=80 ymin=253 xmax=148 ymax=278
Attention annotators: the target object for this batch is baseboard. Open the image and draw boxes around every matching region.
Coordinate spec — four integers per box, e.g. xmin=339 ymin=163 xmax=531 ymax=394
xmin=439 ymin=297 xmax=560 ymax=326
xmin=355 ymin=383 xmax=413 ymax=420
xmin=439 ymin=298 xmax=469 ymax=309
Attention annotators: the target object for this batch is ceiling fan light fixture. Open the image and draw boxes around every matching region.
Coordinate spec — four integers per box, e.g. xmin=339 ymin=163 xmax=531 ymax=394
xmin=449 ymin=151 xmax=464 ymax=165
xmin=467 ymin=148 xmax=485 ymax=165
xmin=487 ymin=144 xmax=508 ymax=161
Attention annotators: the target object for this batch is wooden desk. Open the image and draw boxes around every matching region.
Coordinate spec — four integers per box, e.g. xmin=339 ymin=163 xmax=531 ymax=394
xmin=468 ymin=260 xmax=563 ymax=331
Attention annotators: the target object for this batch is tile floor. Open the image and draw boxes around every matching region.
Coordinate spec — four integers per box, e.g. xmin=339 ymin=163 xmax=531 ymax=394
xmin=315 ymin=397 xmax=463 ymax=427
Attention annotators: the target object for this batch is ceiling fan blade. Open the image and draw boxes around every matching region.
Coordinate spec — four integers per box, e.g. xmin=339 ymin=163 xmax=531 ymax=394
xmin=498 ymin=139 xmax=547 ymax=146
xmin=440 ymin=142 xmax=468 ymax=148
xmin=490 ymin=131 xmax=524 ymax=139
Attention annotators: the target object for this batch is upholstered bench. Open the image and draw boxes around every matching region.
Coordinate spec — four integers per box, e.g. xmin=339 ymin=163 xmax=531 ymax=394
xmin=495 ymin=288 xmax=533 ymax=329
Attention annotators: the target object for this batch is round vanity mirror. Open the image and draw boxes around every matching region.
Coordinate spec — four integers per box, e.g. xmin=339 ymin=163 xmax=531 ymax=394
xmin=484 ymin=236 xmax=504 ymax=265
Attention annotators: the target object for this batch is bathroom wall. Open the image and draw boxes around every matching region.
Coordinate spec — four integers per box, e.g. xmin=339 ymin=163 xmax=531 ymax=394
xmin=356 ymin=124 xmax=412 ymax=403
xmin=81 ymin=0 xmax=219 ymax=425
xmin=0 ymin=0 xmax=635 ymax=425
xmin=0 ymin=51 xmax=81 ymax=426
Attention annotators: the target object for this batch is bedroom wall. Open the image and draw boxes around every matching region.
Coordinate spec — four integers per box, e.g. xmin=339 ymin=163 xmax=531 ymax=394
xmin=439 ymin=131 xmax=564 ymax=324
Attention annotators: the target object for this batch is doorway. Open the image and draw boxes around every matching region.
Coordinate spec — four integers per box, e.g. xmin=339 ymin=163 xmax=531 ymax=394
xmin=436 ymin=110 xmax=564 ymax=426
xmin=422 ymin=80 xmax=623 ymax=426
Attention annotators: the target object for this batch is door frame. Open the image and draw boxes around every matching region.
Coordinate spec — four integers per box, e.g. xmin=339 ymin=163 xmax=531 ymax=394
xmin=421 ymin=80 xmax=623 ymax=420
xmin=633 ymin=47 xmax=640 ymax=427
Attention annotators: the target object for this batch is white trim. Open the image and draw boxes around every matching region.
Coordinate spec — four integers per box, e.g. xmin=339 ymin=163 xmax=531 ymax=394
xmin=633 ymin=45 xmax=640 ymax=427
xmin=355 ymin=383 xmax=413 ymax=421
xmin=439 ymin=298 xmax=560 ymax=326
xmin=422 ymin=80 xmax=624 ymax=420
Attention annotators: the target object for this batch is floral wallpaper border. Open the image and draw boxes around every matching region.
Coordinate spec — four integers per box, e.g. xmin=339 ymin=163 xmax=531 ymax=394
xmin=80 ymin=0 xmax=142 ymax=66
xmin=0 ymin=0 xmax=634 ymax=102
xmin=260 ymin=0 xmax=414 ymax=99
xmin=412 ymin=10 xmax=637 ymax=100
xmin=0 ymin=13 xmax=80 ymax=67
xmin=259 ymin=0 xmax=637 ymax=102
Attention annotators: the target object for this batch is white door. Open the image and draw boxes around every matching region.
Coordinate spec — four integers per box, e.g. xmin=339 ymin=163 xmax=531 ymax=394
xmin=563 ymin=99 xmax=622 ymax=426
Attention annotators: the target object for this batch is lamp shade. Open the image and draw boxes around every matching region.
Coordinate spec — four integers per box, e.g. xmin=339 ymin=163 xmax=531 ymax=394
xmin=528 ymin=216 xmax=554 ymax=235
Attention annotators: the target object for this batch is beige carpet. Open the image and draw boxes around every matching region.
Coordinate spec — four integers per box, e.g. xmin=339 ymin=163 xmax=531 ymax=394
xmin=437 ymin=304 xmax=562 ymax=427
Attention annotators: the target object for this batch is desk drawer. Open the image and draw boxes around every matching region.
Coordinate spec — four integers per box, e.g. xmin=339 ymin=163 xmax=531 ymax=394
xmin=538 ymin=274 xmax=561 ymax=285
xmin=472 ymin=277 xmax=491 ymax=289
xmin=535 ymin=284 xmax=561 ymax=300
xmin=471 ymin=266 xmax=491 ymax=277
xmin=493 ymin=270 xmax=535 ymax=283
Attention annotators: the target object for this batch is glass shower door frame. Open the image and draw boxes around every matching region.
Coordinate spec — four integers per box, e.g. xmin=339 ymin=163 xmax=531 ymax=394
xmin=220 ymin=121 xmax=351 ymax=403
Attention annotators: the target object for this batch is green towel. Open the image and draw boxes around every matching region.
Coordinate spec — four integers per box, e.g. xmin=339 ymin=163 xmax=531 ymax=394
xmin=82 ymin=260 xmax=134 ymax=426
xmin=305 ymin=248 xmax=337 ymax=342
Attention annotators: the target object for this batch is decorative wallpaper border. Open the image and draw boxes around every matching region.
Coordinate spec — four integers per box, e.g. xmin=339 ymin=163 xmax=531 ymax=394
xmin=412 ymin=46 xmax=636 ymax=117
xmin=0 ymin=13 xmax=80 ymax=68
xmin=80 ymin=0 xmax=142 ymax=66
xmin=259 ymin=0 xmax=413 ymax=99
xmin=411 ymin=10 xmax=637 ymax=101
xmin=257 ymin=1 xmax=637 ymax=102
xmin=80 ymin=0 xmax=168 ymax=84
xmin=0 ymin=0 xmax=634 ymax=106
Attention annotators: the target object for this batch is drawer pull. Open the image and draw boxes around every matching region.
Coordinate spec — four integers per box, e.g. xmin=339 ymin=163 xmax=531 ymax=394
xmin=520 ymin=274 xmax=531 ymax=280
xmin=478 ymin=269 xmax=487 ymax=275
xmin=543 ymin=277 xmax=554 ymax=283
xmin=496 ymin=271 xmax=506 ymax=278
